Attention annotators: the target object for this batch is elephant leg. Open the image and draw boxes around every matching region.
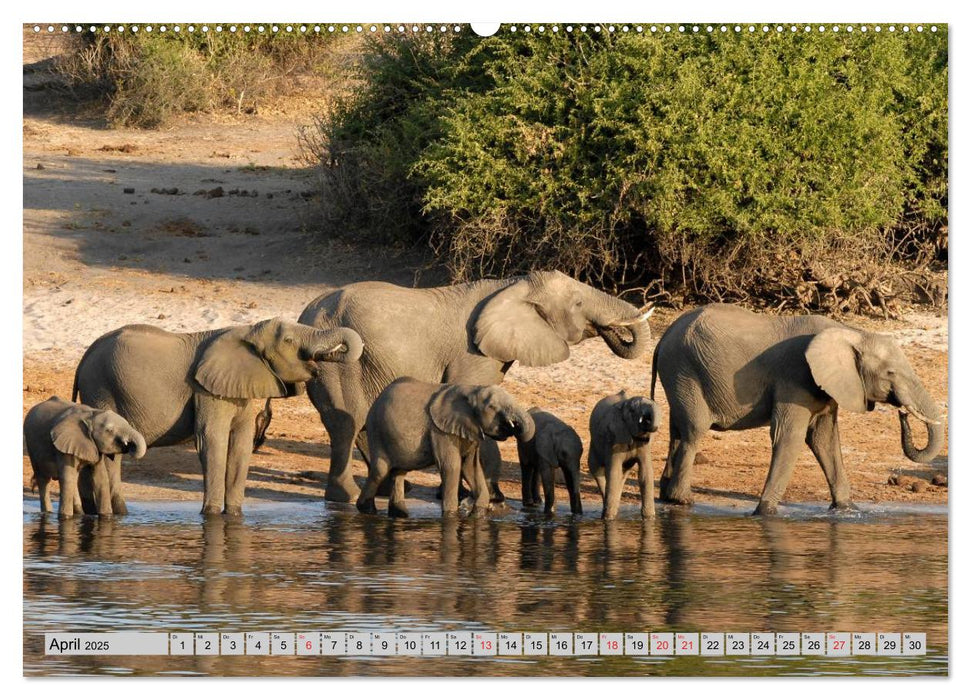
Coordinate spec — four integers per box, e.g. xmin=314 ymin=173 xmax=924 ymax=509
xmin=659 ymin=422 xmax=680 ymax=497
xmin=593 ymin=469 xmax=606 ymax=500
xmin=539 ymin=460 xmax=556 ymax=515
xmin=224 ymin=404 xmax=259 ymax=516
xmin=437 ymin=446 xmax=463 ymax=516
xmin=87 ymin=458 xmax=113 ymax=517
xmin=806 ymin=406 xmax=854 ymax=510
xmin=356 ymin=452 xmax=389 ymax=515
xmin=462 ymin=450 xmax=491 ymax=515
xmin=320 ymin=408 xmax=363 ymax=503
xmin=662 ymin=418 xmax=705 ymax=505
xmin=36 ymin=475 xmax=52 ymax=514
xmin=517 ymin=443 xmax=536 ymax=507
xmin=388 ymin=472 xmax=410 ymax=518
xmin=561 ymin=462 xmax=583 ymax=515
xmin=480 ymin=437 xmax=505 ymax=504
xmin=195 ymin=402 xmax=232 ymax=516
xmin=56 ymin=459 xmax=78 ymax=519
xmin=756 ymin=403 xmax=813 ymax=516
xmin=637 ymin=446 xmax=655 ymax=519
xmin=78 ymin=465 xmax=97 ymax=515
xmin=602 ymin=454 xmax=626 ymax=521
xmin=105 ymin=454 xmax=127 ymax=515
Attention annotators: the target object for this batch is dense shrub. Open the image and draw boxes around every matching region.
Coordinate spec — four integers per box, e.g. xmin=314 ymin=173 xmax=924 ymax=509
xmin=310 ymin=26 xmax=948 ymax=311
xmin=57 ymin=29 xmax=350 ymax=127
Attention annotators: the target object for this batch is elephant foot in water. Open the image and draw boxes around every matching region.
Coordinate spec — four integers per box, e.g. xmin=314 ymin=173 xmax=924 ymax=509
xmin=325 ymin=476 xmax=361 ymax=503
xmin=388 ymin=501 xmax=410 ymax=519
xmin=752 ymin=501 xmax=780 ymax=516
xmin=829 ymin=500 xmax=859 ymax=513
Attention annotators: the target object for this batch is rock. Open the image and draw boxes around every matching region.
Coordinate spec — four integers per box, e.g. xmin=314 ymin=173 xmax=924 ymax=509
xmin=695 ymin=452 xmax=710 ymax=465
xmin=887 ymin=475 xmax=899 ymax=486
xmin=157 ymin=313 xmax=167 ymax=320
xmin=123 ymin=187 xmax=135 ymax=194
xmin=36 ymin=163 xmax=44 ymax=170
xmin=931 ymin=473 xmax=948 ymax=487
xmin=910 ymin=480 xmax=927 ymax=493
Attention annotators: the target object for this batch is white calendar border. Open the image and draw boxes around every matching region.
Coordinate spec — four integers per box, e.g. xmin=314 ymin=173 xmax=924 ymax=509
xmin=7 ymin=0 xmax=963 ymax=697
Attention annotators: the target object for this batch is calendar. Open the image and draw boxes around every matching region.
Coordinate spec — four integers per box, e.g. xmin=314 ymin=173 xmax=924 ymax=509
xmin=44 ymin=631 xmax=927 ymax=657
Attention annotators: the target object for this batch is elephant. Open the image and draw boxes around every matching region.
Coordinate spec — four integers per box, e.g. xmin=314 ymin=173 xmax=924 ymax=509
xmin=72 ymin=318 xmax=363 ymax=516
xmin=24 ymin=397 xmax=146 ymax=518
xmin=295 ymin=270 xmax=653 ymax=503
xmin=356 ymin=378 xmax=536 ymax=518
xmin=588 ymin=392 xmax=662 ymax=520
xmin=516 ymin=407 xmax=583 ymax=515
xmin=650 ymin=303 xmax=945 ymax=515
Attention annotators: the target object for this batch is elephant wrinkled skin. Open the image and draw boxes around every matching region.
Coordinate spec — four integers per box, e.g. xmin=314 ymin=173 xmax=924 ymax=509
xmin=297 ymin=270 xmax=653 ymax=503
xmin=357 ymin=378 xmax=535 ymax=518
xmin=24 ymin=396 xmax=147 ymax=519
xmin=651 ymin=303 xmax=945 ymax=515
xmin=588 ymin=392 xmax=661 ymax=520
xmin=516 ymin=407 xmax=584 ymax=515
xmin=73 ymin=318 xmax=362 ymax=516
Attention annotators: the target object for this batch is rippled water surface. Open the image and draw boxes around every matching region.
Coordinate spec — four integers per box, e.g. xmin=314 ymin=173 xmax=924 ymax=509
xmin=23 ymin=500 xmax=948 ymax=676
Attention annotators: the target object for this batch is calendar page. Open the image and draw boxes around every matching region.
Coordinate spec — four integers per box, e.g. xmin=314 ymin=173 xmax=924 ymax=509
xmin=21 ymin=19 xmax=948 ymax=678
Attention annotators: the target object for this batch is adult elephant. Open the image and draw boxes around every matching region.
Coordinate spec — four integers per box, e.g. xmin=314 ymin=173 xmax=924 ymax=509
xmin=73 ymin=318 xmax=363 ymax=515
xmin=651 ymin=303 xmax=945 ymax=515
xmin=296 ymin=270 xmax=653 ymax=502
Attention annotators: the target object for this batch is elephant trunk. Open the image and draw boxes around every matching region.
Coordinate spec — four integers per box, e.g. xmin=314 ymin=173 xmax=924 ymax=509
xmin=589 ymin=293 xmax=653 ymax=360
xmin=898 ymin=383 xmax=945 ymax=464
xmin=127 ymin=431 xmax=147 ymax=459
xmin=510 ymin=407 xmax=536 ymax=443
xmin=312 ymin=328 xmax=364 ymax=364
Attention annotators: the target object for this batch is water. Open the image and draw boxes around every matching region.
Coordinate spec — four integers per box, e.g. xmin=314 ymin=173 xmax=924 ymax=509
xmin=23 ymin=499 xmax=948 ymax=676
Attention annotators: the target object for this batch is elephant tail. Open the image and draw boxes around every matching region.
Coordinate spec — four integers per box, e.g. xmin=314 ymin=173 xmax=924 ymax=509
xmin=650 ymin=341 xmax=660 ymax=401
xmin=71 ymin=368 xmax=80 ymax=403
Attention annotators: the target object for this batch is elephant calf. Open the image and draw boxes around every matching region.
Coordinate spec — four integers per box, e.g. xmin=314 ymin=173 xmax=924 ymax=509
xmin=24 ymin=397 xmax=146 ymax=518
xmin=588 ymin=392 xmax=662 ymax=520
xmin=516 ymin=408 xmax=583 ymax=515
xmin=358 ymin=378 xmax=535 ymax=518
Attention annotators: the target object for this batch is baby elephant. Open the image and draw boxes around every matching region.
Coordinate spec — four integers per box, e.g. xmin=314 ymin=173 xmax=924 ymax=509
xmin=24 ymin=397 xmax=146 ymax=518
xmin=588 ymin=391 xmax=661 ymax=520
xmin=358 ymin=378 xmax=535 ymax=518
xmin=516 ymin=408 xmax=583 ymax=515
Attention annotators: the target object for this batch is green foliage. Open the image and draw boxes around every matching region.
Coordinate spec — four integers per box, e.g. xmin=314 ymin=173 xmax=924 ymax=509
xmin=58 ymin=29 xmax=348 ymax=127
xmin=313 ymin=26 xmax=948 ymax=309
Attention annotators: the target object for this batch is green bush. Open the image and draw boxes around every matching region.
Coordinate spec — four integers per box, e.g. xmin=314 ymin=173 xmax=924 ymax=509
xmin=312 ymin=26 xmax=948 ymax=311
xmin=57 ymin=29 xmax=349 ymax=127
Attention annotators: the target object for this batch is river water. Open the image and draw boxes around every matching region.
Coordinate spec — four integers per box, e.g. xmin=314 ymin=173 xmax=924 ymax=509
xmin=23 ymin=499 xmax=948 ymax=677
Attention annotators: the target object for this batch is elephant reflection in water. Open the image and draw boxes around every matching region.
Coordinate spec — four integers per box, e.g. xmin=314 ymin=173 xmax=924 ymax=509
xmin=199 ymin=517 xmax=256 ymax=609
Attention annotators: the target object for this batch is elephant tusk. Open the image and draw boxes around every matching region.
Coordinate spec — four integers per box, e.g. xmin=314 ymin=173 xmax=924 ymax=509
xmin=612 ymin=304 xmax=655 ymax=327
xmin=314 ymin=343 xmax=347 ymax=359
xmin=901 ymin=406 xmax=941 ymax=426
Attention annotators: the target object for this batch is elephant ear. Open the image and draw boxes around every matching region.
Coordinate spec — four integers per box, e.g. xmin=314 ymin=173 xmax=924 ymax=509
xmin=50 ymin=413 xmax=100 ymax=464
xmin=194 ymin=330 xmax=287 ymax=399
xmin=427 ymin=386 xmax=483 ymax=442
xmin=805 ymin=327 xmax=867 ymax=413
xmin=473 ymin=279 xmax=570 ymax=367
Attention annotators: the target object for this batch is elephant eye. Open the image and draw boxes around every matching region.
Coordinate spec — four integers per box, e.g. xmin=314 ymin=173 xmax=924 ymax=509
xmin=284 ymin=336 xmax=294 ymax=344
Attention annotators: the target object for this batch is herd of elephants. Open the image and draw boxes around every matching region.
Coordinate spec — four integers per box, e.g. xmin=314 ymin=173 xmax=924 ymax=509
xmin=25 ymin=270 xmax=945 ymax=521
